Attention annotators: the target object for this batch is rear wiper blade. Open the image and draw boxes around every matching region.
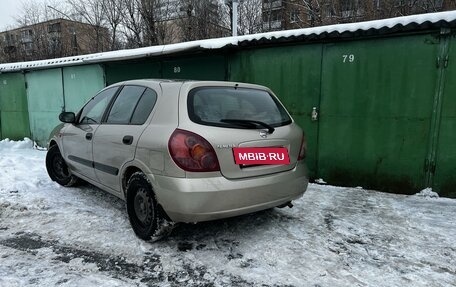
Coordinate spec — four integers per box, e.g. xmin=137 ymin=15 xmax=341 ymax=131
xmin=220 ymin=119 xmax=275 ymax=134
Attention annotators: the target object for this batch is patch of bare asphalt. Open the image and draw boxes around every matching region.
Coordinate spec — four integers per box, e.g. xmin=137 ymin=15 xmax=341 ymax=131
xmin=0 ymin=232 xmax=291 ymax=287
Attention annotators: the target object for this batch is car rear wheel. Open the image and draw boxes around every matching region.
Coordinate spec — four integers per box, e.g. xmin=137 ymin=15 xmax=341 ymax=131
xmin=126 ymin=172 xmax=161 ymax=240
xmin=46 ymin=145 xmax=79 ymax=187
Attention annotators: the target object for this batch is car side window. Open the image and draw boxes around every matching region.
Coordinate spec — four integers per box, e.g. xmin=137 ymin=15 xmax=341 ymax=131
xmin=106 ymin=86 xmax=146 ymax=124
xmin=130 ymin=88 xmax=158 ymax=125
xmin=79 ymin=87 xmax=118 ymax=124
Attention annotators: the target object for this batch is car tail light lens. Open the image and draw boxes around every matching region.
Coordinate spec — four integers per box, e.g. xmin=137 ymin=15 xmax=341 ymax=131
xmin=168 ymin=129 xmax=220 ymax=172
xmin=298 ymin=133 xmax=307 ymax=160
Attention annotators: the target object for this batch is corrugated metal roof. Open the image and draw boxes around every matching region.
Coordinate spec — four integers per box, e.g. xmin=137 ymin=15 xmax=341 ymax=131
xmin=1 ymin=10 xmax=455 ymax=73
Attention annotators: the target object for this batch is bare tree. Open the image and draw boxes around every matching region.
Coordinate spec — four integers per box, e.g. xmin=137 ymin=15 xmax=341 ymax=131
xmin=15 ymin=0 xmax=45 ymax=27
xmin=102 ymin=0 xmax=125 ymax=50
xmin=66 ymin=0 xmax=108 ymax=52
xmin=0 ymin=29 xmax=15 ymax=62
xmin=282 ymin=0 xmax=325 ymax=27
xmin=224 ymin=0 xmax=263 ymax=35
xmin=239 ymin=0 xmax=263 ymax=34
xmin=154 ymin=0 xmax=180 ymax=44
xmin=121 ymin=0 xmax=144 ymax=48
xmin=6 ymin=0 xmax=455 ymax=63
xmin=16 ymin=2 xmax=45 ymax=59
xmin=177 ymin=0 xmax=226 ymax=41
xmin=0 ymin=0 xmax=114 ymax=63
xmin=139 ymin=0 xmax=160 ymax=46
xmin=11 ymin=1 xmax=60 ymax=61
xmin=119 ymin=0 xmax=179 ymax=47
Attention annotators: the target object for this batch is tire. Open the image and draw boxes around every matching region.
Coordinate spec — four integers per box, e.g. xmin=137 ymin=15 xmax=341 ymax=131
xmin=45 ymin=145 xmax=79 ymax=187
xmin=126 ymin=172 xmax=161 ymax=240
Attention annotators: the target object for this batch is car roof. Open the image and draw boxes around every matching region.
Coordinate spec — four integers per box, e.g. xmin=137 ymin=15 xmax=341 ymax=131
xmin=110 ymin=79 xmax=270 ymax=91
xmin=112 ymin=79 xmax=183 ymax=86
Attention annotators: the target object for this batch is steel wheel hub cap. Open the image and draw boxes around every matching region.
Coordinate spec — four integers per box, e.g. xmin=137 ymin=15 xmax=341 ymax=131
xmin=134 ymin=189 xmax=149 ymax=223
xmin=53 ymin=155 xmax=69 ymax=179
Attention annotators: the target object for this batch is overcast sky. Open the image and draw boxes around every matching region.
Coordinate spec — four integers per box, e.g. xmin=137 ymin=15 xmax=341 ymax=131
xmin=0 ymin=0 xmax=46 ymax=31
xmin=0 ymin=0 xmax=20 ymax=30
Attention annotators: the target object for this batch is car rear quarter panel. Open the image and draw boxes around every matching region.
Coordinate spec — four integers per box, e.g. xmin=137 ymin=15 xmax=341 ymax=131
xmin=134 ymin=82 xmax=184 ymax=179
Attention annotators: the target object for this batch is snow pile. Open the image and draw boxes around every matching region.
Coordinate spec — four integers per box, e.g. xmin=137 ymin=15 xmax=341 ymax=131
xmin=0 ymin=137 xmax=34 ymax=150
xmin=415 ymin=187 xmax=440 ymax=198
xmin=0 ymin=138 xmax=47 ymax=200
xmin=315 ymin=178 xmax=327 ymax=184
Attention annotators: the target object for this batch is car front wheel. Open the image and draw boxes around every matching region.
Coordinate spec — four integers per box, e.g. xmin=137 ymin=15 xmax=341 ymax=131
xmin=45 ymin=145 xmax=79 ymax=187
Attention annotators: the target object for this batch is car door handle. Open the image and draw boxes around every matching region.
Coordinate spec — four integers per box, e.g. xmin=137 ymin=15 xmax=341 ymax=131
xmin=85 ymin=133 xmax=93 ymax=140
xmin=123 ymin=135 xmax=133 ymax=145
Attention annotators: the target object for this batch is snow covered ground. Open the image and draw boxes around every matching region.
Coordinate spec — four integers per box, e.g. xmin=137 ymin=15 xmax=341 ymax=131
xmin=0 ymin=139 xmax=455 ymax=287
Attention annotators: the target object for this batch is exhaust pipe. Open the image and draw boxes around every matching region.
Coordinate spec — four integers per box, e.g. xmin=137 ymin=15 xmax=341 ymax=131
xmin=277 ymin=201 xmax=293 ymax=208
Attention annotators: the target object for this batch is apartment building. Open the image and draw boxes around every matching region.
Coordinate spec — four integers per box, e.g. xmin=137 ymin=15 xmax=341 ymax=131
xmin=0 ymin=18 xmax=109 ymax=63
xmin=262 ymin=0 xmax=455 ymax=31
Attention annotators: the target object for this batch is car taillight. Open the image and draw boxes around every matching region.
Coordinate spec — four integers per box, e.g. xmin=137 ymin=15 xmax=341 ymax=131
xmin=168 ymin=129 xmax=220 ymax=172
xmin=298 ymin=133 xmax=307 ymax=160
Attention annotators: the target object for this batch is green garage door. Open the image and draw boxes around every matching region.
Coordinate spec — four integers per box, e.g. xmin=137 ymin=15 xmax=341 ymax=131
xmin=0 ymin=73 xmax=30 ymax=140
xmin=104 ymin=60 xmax=161 ymax=86
xmin=433 ymin=35 xmax=456 ymax=197
xmin=63 ymin=65 xmax=105 ymax=113
xmin=26 ymin=69 xmax=64 ymax=147
xmin=318 ymin=34 xmax=440 ymax=193
xmin=229 ymin=45 xmax=322 ymax=178
xmin=162 ymin=54 xmax=226 ymax=80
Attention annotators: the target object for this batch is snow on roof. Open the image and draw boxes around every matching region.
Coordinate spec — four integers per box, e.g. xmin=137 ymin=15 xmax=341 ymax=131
xmin=1 ymin=10 xmax=455 ymax=73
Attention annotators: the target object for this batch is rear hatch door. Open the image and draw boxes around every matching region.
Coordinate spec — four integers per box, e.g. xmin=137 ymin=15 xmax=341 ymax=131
xmin=180 ymin=83 xmax=303 ymax=179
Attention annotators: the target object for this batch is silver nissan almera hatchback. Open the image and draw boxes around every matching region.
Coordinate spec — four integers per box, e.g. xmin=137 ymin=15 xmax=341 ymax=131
xmin=46 ymin=79 xmax=308 ymax=240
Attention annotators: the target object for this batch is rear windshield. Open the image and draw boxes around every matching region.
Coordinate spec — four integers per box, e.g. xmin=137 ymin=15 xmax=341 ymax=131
xmin=188 ymin=87 xmax=292 ymax=128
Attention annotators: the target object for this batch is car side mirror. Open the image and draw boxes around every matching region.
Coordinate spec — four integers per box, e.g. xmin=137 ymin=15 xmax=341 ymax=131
xmin=59 ymin=112 xmax=76 ymax=123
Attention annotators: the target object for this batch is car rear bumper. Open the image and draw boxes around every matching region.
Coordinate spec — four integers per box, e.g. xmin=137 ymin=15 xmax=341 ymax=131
xmin=149 ymin=162 xmax=308 ymax=223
